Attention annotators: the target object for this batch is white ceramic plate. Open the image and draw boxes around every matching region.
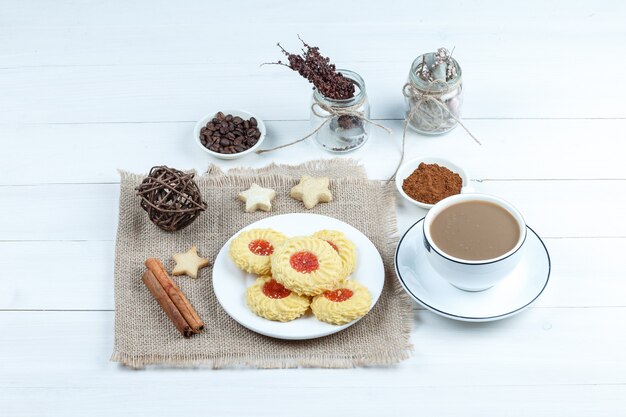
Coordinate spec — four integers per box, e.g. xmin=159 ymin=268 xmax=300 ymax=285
xmin=213 ymin=213 xmax=385 ymax=340
xmin=395 ymin=218 xmax=550 ymax=322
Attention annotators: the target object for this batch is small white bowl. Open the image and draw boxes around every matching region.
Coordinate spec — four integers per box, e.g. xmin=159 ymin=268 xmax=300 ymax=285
xmin=395 ymin=156 xmax=473 ymax=209
xmin=194 ymin=109 xmax=267 ymax=160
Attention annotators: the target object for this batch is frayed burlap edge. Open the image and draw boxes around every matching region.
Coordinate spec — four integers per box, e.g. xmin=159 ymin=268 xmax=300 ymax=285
xmin=206 ymin=158 xmax=368 ymax=179
xmin=112 ymin=160 xmax=414 ymax=369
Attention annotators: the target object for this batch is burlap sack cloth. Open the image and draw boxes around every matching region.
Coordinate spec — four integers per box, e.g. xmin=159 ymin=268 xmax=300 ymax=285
xmin=111 ymin=160 xmax=413 ymax=368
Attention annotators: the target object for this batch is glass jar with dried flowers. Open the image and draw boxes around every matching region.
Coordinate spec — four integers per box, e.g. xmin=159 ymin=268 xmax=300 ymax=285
xmin=258 ymin=37 xmax=388 ymax=155
xmin=404 ymin=48 xmax=463 ymax=135
xmin=310 ymin=69 xmax=370 ymax=152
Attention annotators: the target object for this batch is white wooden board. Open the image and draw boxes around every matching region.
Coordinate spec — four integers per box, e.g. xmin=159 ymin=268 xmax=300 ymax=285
xmin=1 ymin=0 xmax=625 ymax=415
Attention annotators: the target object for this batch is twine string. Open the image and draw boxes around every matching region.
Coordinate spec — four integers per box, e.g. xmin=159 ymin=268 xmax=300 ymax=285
xmin=257 ymin=98 xmax=391 ymax=155
xmin=388 ymin=79 xmax=482 ymax=182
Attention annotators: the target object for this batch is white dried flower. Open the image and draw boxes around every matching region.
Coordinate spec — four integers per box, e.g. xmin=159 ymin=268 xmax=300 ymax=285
xmin=434 ymin=47 xmax=451 ymax=66
xmin=446 ymin=63 xmax=457 ymax=80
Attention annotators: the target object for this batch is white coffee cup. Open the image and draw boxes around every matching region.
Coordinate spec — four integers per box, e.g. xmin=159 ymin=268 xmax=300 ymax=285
xmin=422 ymin=193 xmax=527 ymax=291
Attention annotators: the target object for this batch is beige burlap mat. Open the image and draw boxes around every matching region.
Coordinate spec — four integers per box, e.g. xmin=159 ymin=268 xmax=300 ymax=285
xmin=111 ymin=159 xmax=413 ymax=368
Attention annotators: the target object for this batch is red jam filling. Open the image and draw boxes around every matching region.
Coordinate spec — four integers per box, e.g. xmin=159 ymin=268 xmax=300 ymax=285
xmin=262 ymin=279 xmax=291 ymax=299
xmin=326 ymin=240 xmax=339 ymax=252
xmin=323 ymin=288 xmax=353 ymax=302
xmin=248 ymin=239 xmax=274 ymax=256
xmin=289 ymin=251 xmax=319 ymax=273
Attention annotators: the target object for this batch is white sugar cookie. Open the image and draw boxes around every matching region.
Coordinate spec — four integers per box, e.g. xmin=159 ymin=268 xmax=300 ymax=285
xmin=171 ymin=245 xmax=210 ymax=278
xmin=290 ymin=176 xmax=332 ymax=209
xmin=238 ymin=183 xmax=276 ymax=213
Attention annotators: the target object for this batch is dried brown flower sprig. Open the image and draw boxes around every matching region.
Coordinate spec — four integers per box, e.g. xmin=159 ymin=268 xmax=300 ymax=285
xmin=263 ymin=36 xmax=355 ymax=100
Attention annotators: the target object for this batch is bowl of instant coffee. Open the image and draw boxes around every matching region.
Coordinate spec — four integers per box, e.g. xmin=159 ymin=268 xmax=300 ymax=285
xmin=194 ymin=110 xmax=266 ymax=160
xmin=395 ymin=156 xmax=472 ymax=209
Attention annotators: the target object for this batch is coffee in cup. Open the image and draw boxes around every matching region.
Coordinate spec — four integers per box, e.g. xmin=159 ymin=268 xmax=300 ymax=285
xmin=422 ymin=194 xmax=527 ymax=291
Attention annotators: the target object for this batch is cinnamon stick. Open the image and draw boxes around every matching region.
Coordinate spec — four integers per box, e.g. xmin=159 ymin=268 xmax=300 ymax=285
xmin=145 ymin=258 xmax=205 ymax=333
xmin=142 ymin=270 xmax=193 ymax=338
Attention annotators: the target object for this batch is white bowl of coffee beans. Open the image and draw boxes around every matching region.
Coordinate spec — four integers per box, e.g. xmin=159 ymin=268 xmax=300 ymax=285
xmin=194 ymin=110 xmax=266 ymax=159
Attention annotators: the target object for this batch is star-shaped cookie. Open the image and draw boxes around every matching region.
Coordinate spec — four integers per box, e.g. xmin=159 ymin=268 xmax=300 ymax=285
xmin=238 ymin=183 xmax=276 ymax=212
xmin=290 ymin=176 xmax=333 ymax=209
xmin=172 ymin=245 xmax=210 ymax=278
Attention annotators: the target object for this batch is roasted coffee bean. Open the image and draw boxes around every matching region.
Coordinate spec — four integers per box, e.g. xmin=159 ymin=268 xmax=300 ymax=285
xmin=200 ymin=112 xmax=261 ymax=155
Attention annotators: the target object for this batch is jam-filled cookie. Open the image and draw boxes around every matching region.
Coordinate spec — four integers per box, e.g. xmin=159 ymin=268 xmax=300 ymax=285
xmin=271 ymin=236 xmax=344 ymax=296
xmin=311 ymin=280 xmax=372 ymax=325
xmin=229 ymin=228 xmax=287 ymax=275
xmin=246 ymin=276 xmax=311 ymax=322
xmin=313 ymin=230 xmax=357 ymax=277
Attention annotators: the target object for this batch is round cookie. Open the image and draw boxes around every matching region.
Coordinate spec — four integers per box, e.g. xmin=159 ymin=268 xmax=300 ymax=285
xmin=313 ymin=230 xmax=357 ymax=277
xmin=246 ymin=276 xmax=310 ymax=322
xmin=271 ymin=236 xmax=344 ymax=296
xmin=311 ymin=280 xmax=372 ymax=325
xmin=229 ymin=228 xmax=287 ymax=275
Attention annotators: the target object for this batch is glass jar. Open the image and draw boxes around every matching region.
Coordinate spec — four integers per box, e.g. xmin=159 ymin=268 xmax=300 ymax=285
xmin=310 ymin=69 xmax=370 ymax=153
xmin=404 ymin=54 xmax=463 ymax=135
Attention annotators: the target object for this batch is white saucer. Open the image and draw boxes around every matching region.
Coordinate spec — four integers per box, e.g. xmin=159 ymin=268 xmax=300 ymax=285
xmin=395 ymin=218 xmax=550 ymax=322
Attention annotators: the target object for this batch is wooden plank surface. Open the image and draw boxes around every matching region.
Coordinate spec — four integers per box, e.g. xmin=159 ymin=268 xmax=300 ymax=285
xmin=1 ymin=180 xmax=624 ymax=242
xmin=2 ymin=2 xmax=625 ymax=121
xmin=3 ymin=237 xmax=624 ymax=311
xmin=2 ymin=119 xmax=626 ymax=185
xmin=1 ymin=308 xmax=624 ymax=388
xmin=1 ymin=0 xmax=625 ymax=415
xmin=4 ymin=385 xmax=624 ymax=417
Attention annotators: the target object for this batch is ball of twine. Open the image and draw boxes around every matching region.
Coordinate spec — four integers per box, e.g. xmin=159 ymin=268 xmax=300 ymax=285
xmin=135 ymin=166 xmax=207 ymax=232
